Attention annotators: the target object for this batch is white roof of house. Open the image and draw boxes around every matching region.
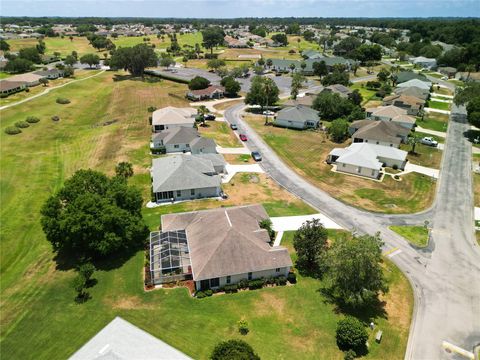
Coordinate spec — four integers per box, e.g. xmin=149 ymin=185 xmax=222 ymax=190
xmin=411 ymin=56 xmax=437 ymax=64
xmin=69 ymin=317 xmax=192 ymax=360
xmin=330 ymin=143 xmax=407 ymax=170
xmin=152 ymin=106 xmax=196 ymax=126
xmin=396 ymin=79 xmax=431 ymax=90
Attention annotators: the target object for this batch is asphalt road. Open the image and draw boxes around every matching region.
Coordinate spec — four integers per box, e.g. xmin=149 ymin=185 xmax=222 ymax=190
xmin=224 ymin=101 xmax=480 ymax=359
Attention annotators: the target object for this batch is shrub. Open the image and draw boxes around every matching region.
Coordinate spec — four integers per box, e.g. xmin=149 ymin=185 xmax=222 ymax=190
xmin=265 ymin=277 xmax=276 ymax=285
xmin=14 ymin=121 xmax=30 ymax=128
xmin=336 ymin=317 xmax=368 ymax=352
xmin=204 ymin=289 xmax=213 ymax=297
xmin=287 ymin=272 xmax=297 ymax=284
xmin=51 ymin=115 xmax=60 ymax=121
xmin=344 ymin=350 xmax=357 ymax=360
xmin=4 ymin=126 xmax=21 ymax=135
xmin=275 ymin=276 xmax=287 ymax=286
xmin=26 ymin=116 xmax=40 ymax=123
xmin=248 ymin=278 xmax=264 ymax=290
xmin=56 ymin=97 xmax=71 ymax=104
xmin=211 ymin=340 xmax=260 ymax=360
xmin=147 ymin=106 xmax=157 ymax=112
xmin=238 ymin=279 xmax=249 ymax=290
xmin=224 ymin=284 xmax=238 ymax=293
xmin=392 ymin=164 xmax=398 ymax=170
xmin=196 ymin=291 xmax=206 ymax=299
xmin=238 ymin=319 xmax=249 ymax=335
xmin=151 ymin=146 xmax=166 ymax=155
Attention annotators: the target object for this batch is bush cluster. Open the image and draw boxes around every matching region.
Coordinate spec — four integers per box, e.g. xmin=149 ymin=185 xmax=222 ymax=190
xmin=4 ymin=126 xmax=21 ymax=135
xmin=287 ymin=272 xmax=297 ymax=284
xmin=151 ymin=146 xmax=166 ymax=155
xmin=26 ymin=116 xmax=40 ymax=123
xmin=51 ymin=115 xmax=60 ymax=121
xmin=56 ymin=97 xmax=71 ymax=104
xmin=14 ymin=121 xmax=30 ymax=128
xmin=147 ymin=106 xmax=157 ymax=112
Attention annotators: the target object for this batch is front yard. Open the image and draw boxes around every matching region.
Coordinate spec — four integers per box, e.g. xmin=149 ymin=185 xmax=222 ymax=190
xmin=416 ymin=114 xmax=449 ymax=132
xmin=400 ymin=142 xmax=443 ymax=169
xmin=427 ymin=100 xmax=450 ymax=111
xmin=244 ymin=114 xmax=437 ymax=213
xmin=198 ymin=121 xmax=243 ymax=148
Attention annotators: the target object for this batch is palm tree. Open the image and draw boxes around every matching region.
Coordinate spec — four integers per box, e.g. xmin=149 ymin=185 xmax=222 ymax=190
xmin=289 ymin=63 xmax=296 ymax=73
xmin=197 ymin=105 xmax=208 ymax=126
xmin=266 ymin=58 xmax=273 ymax=69
xmin=408 ymin=135 xmax=420 ymax=154
xmin=465 ymin=64 xmax=475 ymax=81
xmin=182 ymin=56 xmax=188 ymax=68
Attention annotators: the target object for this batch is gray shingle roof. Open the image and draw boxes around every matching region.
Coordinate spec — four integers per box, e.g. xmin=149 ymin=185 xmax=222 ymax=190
xmin=276 ymin=105 xmax=319 ymax=124
xmin=350 ymin=120 xmax=410 ymax=145
xmin=189 ymin=136 xmax=216 ymax=151
xmin=151 ymin=155 xmax=221 ymax=193
xmin=161 ymin=205 xmax=292 ymax=281
xmin=151 ymin=127 xmax=199 ymax=146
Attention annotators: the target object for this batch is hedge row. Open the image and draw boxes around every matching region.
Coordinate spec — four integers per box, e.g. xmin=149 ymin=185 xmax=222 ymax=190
xmin=144 ymin=70 xmax=190 ymax=84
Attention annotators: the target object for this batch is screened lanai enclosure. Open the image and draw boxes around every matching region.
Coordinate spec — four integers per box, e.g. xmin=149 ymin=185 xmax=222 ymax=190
xmin=149 ymin=230 xmax=193 ymax=285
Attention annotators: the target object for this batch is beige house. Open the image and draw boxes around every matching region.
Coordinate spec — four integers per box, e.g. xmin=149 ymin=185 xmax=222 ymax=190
xmin=7 ymin=73 xmax=45 ymax=87
xmin=149 ymin=205 xmax=292 ymax=290
xmin=382 ymin=94 xmax=425 ymax=116
xmin=349 ymin=120 xmax=410 ymax=148
xmin=366 ymin=105 xmax=416 ymax=129
xmin=151 ymin=106 xmax=196 ymax=133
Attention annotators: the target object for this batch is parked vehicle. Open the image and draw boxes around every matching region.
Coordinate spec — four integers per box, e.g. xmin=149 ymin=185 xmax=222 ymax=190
xmin=420 ymin=137 xmax=438 ymax=147
xmin=262 ymin=110 xmax=275 ymax=116
xmin=204 ymin=113 xmax=216 ymax=120
xmin=251 ymin=151 xmax=262 ymax=161
xmin=239 ymin=134 xmax=248 ymax=141
xmin=230 ymin=123 xmax=238 ymax=130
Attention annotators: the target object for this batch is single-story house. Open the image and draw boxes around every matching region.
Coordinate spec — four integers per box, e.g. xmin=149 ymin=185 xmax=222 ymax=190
xmin=69 ymin=317 xmax=192 ymax=360
xmin=192 ymin=153 xmax=227 ymax=173
xmin=187 ymin=85 xmax=225 ymax=101
xmin=151 ymin=106 xmax=196 ymax=133
xmin=394 ymin=86 xmax=430 ymax=101
xmin=224 ymin=35 xmax=249 ymax=48
xmin=268 ymin=57 xmax=355 ymax=75
xmin=395 ymin=71 xmax=429 ymax=85
xmin=410 ymin=56 xmax=437 ymax=69
xmin=321 ymin=84 xmax=352 ymax=98
xmin=33 ymin=68 xmax=64 ymax=79
xmin=437 ymin=67 xmax=457 ymax=78
xmin=301 ymin=50 xmax=323 ymax=59
xmin=151 ymin=127 xmax=216 ymax=154
xmin=7 ymin=73 xmax=45 ymax=87
xmin=151 ymin=154 xmax=222 ymax=202
xmin=0 ymin=80 xmax=27 ymax=95
xmin=349 ymin=119 xmax=410 ymax=148
xmin=327 ymin=143 xmax=408 ymax=179
xmin=366 ymin=105 xmax=416 ymax=129
xmin=283 ymin=94 xmax=316 ymax=107
xmin=149 ymin=204 xmax=292 ymax=290
xmin=382 ymin=94 xmax=425 ymax=115
xmin=396 ymin=79 xmax=431 ymax=91
xmin=274 ymin=105 xmax=320 ymax=130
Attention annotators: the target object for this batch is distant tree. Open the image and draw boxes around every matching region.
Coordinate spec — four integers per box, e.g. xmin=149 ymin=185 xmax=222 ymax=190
xmin=329 ymin=118 xmax=349 ymax=142
xmin=0 ymin=39 xmax=10 ymax=51
xmin=466 ymin=97 xmax=480 ymax=128
xmin=40 ymin=168 xmax=148 ymax=259
xmin=158 ymin=54 xmax=175 ymax=68
xmin=266 ymin=58 xmax=273 ymax=68
xmin=63 ymin=66 xmax=75 ymax=78
xmin=69 ymin=35 xmax=74 ymax=42
xmin=286 ymin=23 xmax=301 ymax=35
xmin=244 ymin=76 xmax=280 ymax=111
xmin=293 ymin=218 xmax=329 ymax=277
xmin=36 ymin=39 xmax=46 ymax=54
xmin=377 ymin=68 xmax=391 ymax=83
xmin=109 ymin=44 xmax=157 ymax=78
xmin=257 ymin=58 xmax=265 ymax=67
xmin=5 ymin=58 xmax=33 ymax=73
xmin=313 ymin=60 xmax=328 ymax=78
xmin=303 ymin=30 xmax=315 ymax=42
xmin=188 ymin=76 xmax=210 ymax=90
xmin=220 ymin=76 xmax=241 ymax=96
xmin=71 ymin=50 xmax=78 ymax=60
xmin=39 ymin=78 xmax=49 ymax=87
xmin=326 ymin=233 xmax=388 ymax=308
xmin=271 ymin=33 xmax=288 ymax=46
xmin=348 ymin=89 xmax=363 ymax=106
xmin=78 ymin=262 xmax=96 ymax=286
xmin=211 ymin=340 xmax=260 ymax=360
xmin=19 ymin=47 xmax=41 ymax=63
xmin=182 ymin=56 xmax=188 ymax=68
xmin=321 ymin=71 xmax=350 ymax=87
xmin=53 ymin=51 xmax=61 ymax=59
xmin=336 ymin=317 xmax=368 ymax=353
xmin=290 ymin=72 xmax=306 ymax=100
xmin=201 ymin=26 xmax=225 ymax=56
xmin=115 ymin=162 xmax=134 ymax=179
xmin=207 ymin=58 xmax=226 ymax=72
xmin=80 ymin=53 xmax=100 ymax=68
xmin=354 ymin=44 xmax=382 ymax=64
xmin=313 ymin=92 xmax=355 ymax=120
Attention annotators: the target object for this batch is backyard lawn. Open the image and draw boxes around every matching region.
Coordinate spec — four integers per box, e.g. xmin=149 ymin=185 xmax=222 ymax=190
xmin=350 ymin=82 xmax=379 ymax=106
xmin=389 ymin=226 xmax=429 ymax=247
xmin=244 ymin=114 xmax=437 ymax=213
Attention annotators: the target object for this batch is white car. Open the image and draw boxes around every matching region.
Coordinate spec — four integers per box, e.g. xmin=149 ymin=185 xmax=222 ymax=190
xmin=420 ymin=137 xmax=438 ymax=147
xmin=262 ymin=110 xmax=275 ymax=116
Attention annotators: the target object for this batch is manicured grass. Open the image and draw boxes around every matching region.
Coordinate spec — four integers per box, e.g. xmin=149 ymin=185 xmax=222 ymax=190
xmin=389 ymin=226 xmax=429 ymax=247
xmin=427 ymin=100 xmax=450 ymax=111
xmin=400 ymin=142 xmax=443 ymax=169
xmin=416 ymin=116 xmax=448 ymax=132
xmin=198 ymin=121 xmax=242 ymax=148
xmin=474 ymin=173 xmax=480 ymax=208
xmin=0 ymin=72 xmax=12 ymax=79
xmin=7 ymin=36 xmax=97 ymax=57
xmin=350 ymin=82 xmax=379 ymax=105
xmin=245 ymin=114 xmax=436 ymax=214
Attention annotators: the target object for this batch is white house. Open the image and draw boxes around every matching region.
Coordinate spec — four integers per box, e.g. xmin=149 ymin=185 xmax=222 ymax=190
xmin=151 ymin=106 xmax=196 ymax=133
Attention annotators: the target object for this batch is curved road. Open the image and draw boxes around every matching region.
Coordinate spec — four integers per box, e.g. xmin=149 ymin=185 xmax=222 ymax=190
xmin=224 ymin=102 xmax=480 ymax=359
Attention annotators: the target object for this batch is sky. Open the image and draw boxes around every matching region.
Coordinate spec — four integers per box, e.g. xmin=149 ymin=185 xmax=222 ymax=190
xmin=1 ymin=0 xmax=479 ymax=18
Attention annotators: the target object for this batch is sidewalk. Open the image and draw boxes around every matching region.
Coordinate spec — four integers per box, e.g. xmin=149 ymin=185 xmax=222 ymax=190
xmin=401 ymin=162 xmax=439 ymax=179
xmin=189 ymin=97 xmax=244 ymax=114
xmin=222 ymin=164 xmax=264 ymax=183
xmin=424 ymin=107 xmax=451 ymax=115
xmin=216 ymin=146 xmax=250 ymax=154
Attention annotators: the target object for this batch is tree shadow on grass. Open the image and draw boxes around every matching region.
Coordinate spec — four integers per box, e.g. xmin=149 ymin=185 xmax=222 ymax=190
xmin=464 ymin=129 xmax=480 ymax=144
xmin=113 ymin=74 xmax=162 ymax=83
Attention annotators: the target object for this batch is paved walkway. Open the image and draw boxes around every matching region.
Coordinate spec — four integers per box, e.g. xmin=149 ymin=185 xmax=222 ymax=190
xmin=189 ymin=97 xmax=244 ymax=114
xmin=222 ymin=164 xmax=264 ymax=183
xmin=0 ymin=70 xmax=106 ymax=111
xmin=401 ymin=162 xmax=440 ymax=179
xmin=432 ymin=93 xmax=454 ymax=99
xmin=430 ymin=97 xmax=452 ymax=103
xmin=416 ymin=126 xmax=447 ymax=138
xmin=271 ymin=213 xmax=343 ymax=246
xmin=216 ymin=146 xmax=250 ymax=154
xmin=424 ymin=107 xmax=451 ymax=115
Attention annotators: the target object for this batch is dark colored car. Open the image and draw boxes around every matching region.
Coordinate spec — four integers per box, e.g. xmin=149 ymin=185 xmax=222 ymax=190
xmin=204 ymin=114 xmax=216 ymax=121
xmin=251 ymin=151 xmax=262 ymax=161
xmin=239 ymin=134 xmax=248 ymax=141
xmin=230 ymin=123 xmax=238 ymax=130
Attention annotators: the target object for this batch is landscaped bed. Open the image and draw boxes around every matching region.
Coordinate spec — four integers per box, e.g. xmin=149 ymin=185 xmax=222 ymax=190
xmin=244 ymin=114 xmax=437 ymax=214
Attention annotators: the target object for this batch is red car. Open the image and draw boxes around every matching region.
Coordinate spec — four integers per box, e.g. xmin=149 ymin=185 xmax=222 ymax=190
xmin=239 ymin=134 xmax=248 ymax=141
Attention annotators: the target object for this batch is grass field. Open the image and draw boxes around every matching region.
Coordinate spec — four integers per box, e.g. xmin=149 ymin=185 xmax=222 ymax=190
xmin=7 ymin=37 xmax=96 ymax=57
xmin=198 ymin=121 xmax=242 ymax=148
xmin=416 ymin=115 xmax=448 ymax=132
xmin=400 ymin=143 xmax=443 ymax=169
xmin=389 ymin=226 xmax=429 ymax=247
xmin=0 ymin=72 xmax=12 ymax=79
xmin=427 ymin=100 xmax=450 ymax=111
xmin=244 ymin=114 xmax=436 ymax=213
xmin=350 ymin=82 xmax=380 ymax=106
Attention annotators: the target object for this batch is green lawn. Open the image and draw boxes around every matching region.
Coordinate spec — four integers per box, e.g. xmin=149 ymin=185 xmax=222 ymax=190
xmin=7 ymin=36 xmax=97 ymax=57
xmin=416 ymin=116 xmax=448 ymax=132
xmin=0 ymin=72 xmax=12 ymax=79
xmin=427 ymin=101 xmax=450 ymax=111
xmin=350 ymin=82 xmax=379 ymax=105
xmin=389 ymin=226 xmax=429 ymax=247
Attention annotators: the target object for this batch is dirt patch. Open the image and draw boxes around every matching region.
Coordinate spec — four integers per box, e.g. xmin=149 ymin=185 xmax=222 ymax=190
xmin=254 ymin=291 xmax=287 ymax=317
xmin=108 ymin=295 xmax=155 ymax=310
xmin=213 ymin=99 xmax=244 ymax=111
